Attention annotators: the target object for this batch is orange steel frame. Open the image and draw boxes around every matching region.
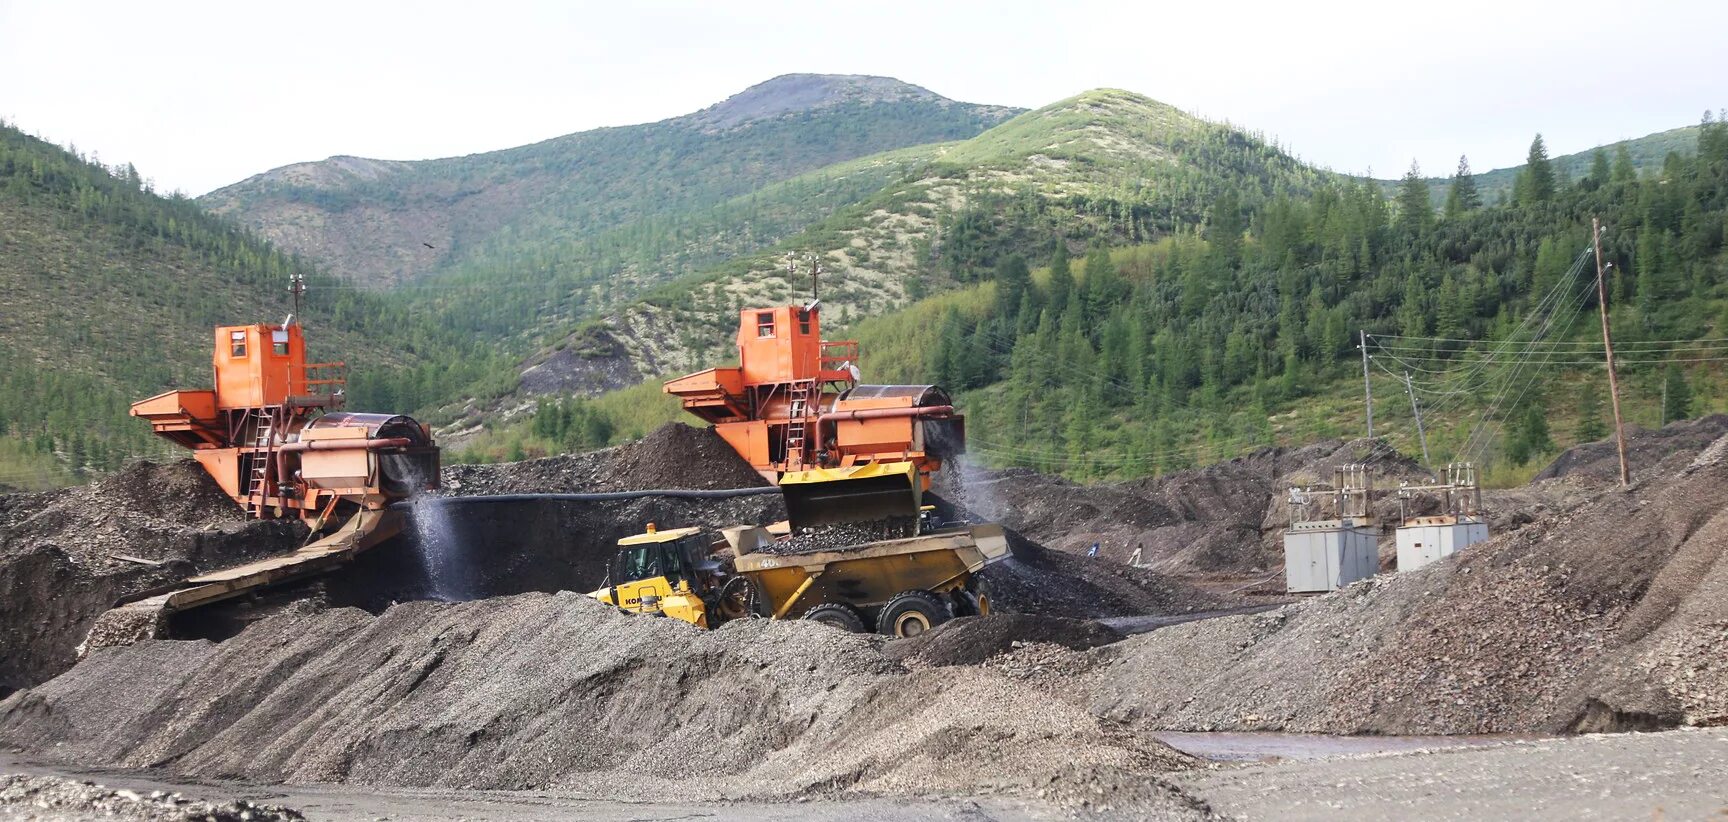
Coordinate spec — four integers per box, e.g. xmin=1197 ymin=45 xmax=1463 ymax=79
xmin=664 ymin=305 xmax=959 ymax=485
xmin=131 ymin=323 xmax=411 ymax=521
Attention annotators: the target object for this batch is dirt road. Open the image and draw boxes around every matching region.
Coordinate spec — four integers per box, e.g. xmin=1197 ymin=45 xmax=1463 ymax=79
xmin=0 ymin=754 xmax=1071 ymax=821
xmin=9 ymin=729 xmax=1726 ymax=820
xmin=1175 ymin=727 xmax=1728 ymax=820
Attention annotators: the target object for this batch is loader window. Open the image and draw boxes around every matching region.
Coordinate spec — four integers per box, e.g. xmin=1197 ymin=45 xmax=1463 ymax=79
xmin=229 ymin=331 xmax=247 ymax=358
xmin=757 ymin=312 xmax=775 ymax=338
xmin=614 ymin=546 xmax=664 ymax=584
xmin=271 ymin=329 xmax=289 ymax=356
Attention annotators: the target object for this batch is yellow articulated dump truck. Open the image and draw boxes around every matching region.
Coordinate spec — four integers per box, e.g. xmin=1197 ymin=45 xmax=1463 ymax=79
xmin=588 ymin=520 xmax=1009 ymax=638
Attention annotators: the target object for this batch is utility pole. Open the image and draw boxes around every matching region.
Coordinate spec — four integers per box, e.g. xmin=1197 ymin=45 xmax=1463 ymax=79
xmin=1593 ymin=217 xmax=1631 ymax=486
xmin=288 ymin=272 xmax=305 ymax=326
xmin=1360 ymin=330 xmax=1374 ymax=439
xmin=1404 ymin=370 xmax=1431 ymax=467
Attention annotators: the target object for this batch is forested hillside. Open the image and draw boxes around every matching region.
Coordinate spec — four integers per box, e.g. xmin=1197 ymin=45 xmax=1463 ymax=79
xmin=847 ymin=113 xmax=1728 ymax=480
xmin=10 ymin=72 xmax=1723 ymax=490
xmin=496 ymin=89 xmax=1336 ymax=414
xmin=0 ymin=123 xmax=501 ymax=489
xmin=481 ymin=112 xmax=1728 ymax=484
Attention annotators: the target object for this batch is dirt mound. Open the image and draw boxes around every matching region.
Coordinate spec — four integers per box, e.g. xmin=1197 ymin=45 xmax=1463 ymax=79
xmin=885 ymin=614 xmax=1124 ymax=667
xmin=1534 ymin=414 xmax=1728 ymax=482
xmin=0 ymin=593 xmax=1197 ymax=812
xmin=440 ymin=422 xmax=768 ymax=495
xmin=0 ymin=461 xmax=304 ymax=692
xmin=0 ymin=773 xmax=304 ymax=821
xmin=1067 ymin=431 xmax=1728 ymax=735
xmin=945 ymin=439 xmax=1433 ymax=575
xmin=981 ymin=530 xmax=1226 ymax=618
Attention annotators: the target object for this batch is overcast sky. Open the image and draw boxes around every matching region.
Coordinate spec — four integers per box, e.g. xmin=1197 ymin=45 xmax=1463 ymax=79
xmin=2 ymin=0 xmax=1723 ymax=196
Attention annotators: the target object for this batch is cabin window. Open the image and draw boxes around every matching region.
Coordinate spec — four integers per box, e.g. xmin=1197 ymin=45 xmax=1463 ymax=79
xmin=271 ymin=329 xmax=289 ymax=356
xmin=757 ymin=312 xmax=775 ymax=338
xmin=229 ymin=331 xmax=247 ymax=358
xmin=797 ymin=309 xmax=811 ymax=335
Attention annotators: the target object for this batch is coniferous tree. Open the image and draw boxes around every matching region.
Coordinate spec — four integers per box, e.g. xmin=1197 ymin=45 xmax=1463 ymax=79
xmin=1574 ymin=382 xmax=1607 ymax=442
xmin=1443 ymin=155 xmax=1481 ymax=218
xmin=1663 ymin=364 xmax=1694 ymax=423
xmin=993 ymin=254 xmax=1031 ymax=323
xmin=1588 ymin=148 xmax=1612 ymax=189
xmin=1612 ymin=144 xmax=1637 ymax=185
xmin=1519 ymin=134 xmax=1556 ymax=205
xmin=1205 ymin=190 xmax=1244 ymax=266
xmin=1396 ymin=161 xmax=1433 ymax=233
xmin=1046 ymin=240 xmax=1073 ymax=316
xmin=1506 ymin=403 xmax=1554 ymax=465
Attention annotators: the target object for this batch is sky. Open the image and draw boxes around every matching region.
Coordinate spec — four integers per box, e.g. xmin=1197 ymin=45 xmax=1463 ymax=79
xmin=2 ymin=0 xmax=1724 ymax=196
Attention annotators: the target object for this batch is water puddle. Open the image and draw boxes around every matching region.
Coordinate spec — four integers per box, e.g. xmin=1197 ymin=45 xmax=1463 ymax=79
xmin=1154 ymin=731 xmax=1551 ymax=762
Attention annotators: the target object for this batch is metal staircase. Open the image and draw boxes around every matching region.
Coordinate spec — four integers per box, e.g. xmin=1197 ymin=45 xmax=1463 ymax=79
xmin=784 ymin=379 xmax=816 ymax=469
xmin=244 ymin=408 xmax=277 ymax=517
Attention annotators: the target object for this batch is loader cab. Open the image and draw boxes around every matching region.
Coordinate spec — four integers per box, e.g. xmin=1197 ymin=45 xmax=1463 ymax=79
xmin=591 ymin=526 xmax=717 ymax=627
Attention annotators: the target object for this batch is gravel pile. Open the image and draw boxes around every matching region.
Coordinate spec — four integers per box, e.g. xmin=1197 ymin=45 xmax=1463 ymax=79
xmin=0 ymin=592 xmax=1195 ymax=811
xmin=760 ymin=519 xmax=915 ymax=555
xmin=885 ymin=614 xmax=1124 ymax=667
xmin=941 ymin=439 xmax=1431 ymax=575
xmin=0 ymin=773 xmax=303 ymax=821
xmin=1058 ymin=430 xmax=1728 ymax=735
xmin=980 ymin=529 xmax=1227 ymax=618
xmin=0 ymin=461 xmax=304 ymax=692
xmin=440 ymin=423 xmax=769 ymax=495
xmin=1533 ymin=414 xmax=1728 ymax=482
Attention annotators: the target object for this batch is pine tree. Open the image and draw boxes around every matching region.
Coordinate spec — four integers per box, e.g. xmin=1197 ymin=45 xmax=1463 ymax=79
xmin=1573 ymin=382 xmax=1607 ymax=442
xmin=1046 ymin=240 xmax=1073 ymax=316
xmin=1662 ymin=364 xmax=1694 ymax=423
xmin=993 ymin=254 xmax=1031 ymax=324
xmin=1519 ymin=134 xmax=1556 ymax=205
xmin=1506 ymin=403 xmax=1554 ymax=465
xmin=1443 ymin=155 xmax=1480 ymax=218
xmin=1206 ymin=190 xmax=1244 ymax=266
xmin=1612 ymin=144 xmax=1637 ymax=185
xmin=1589 ymin=148 xmax=1611 ymax=189
xmin=1395 ymin=160 xmax=1432 ymax=233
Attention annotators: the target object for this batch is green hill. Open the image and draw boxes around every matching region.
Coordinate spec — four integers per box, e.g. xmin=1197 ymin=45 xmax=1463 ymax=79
xmin=200 ymin=74 xmax=1016 ymax=292
xmin=472 ymin=111 xmax=1728 ymax=481
xmin=448 ymin=88 xmax=1341 ymax=455
xmin=0 ymin=123 xmax=499 ymax=489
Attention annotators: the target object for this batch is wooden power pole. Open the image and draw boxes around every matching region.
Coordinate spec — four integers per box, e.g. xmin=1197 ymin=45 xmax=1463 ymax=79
xmin=1404 ymin=370 xmax=1431 ymax=467
xmin=1360 ymin=330 xmax=1374 ymax=439
xmin=1592 ymin=217 xmax=1631 ymax=486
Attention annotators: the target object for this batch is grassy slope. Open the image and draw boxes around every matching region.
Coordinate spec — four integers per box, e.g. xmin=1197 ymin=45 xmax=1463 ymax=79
xmin=0 ymin=125 xmax=483 ymax=489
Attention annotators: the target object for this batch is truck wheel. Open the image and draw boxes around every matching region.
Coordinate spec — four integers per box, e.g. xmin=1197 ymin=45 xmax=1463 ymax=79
xmin=877 ymin=590 xmax=952 ymax=638
xmin=803 ymin=603 xmax=867 ymax=633
xmin=968 ymin=577 xmax=993 ymax=616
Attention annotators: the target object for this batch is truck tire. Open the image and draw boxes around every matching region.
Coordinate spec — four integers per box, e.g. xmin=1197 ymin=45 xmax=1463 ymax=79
xmin=968 ymin=577 xmax=993 ymax=616
xmin=803 ymin=603 xmax=867 ymax=633
xmin=876 ymin=590 xmax=952 ymax=638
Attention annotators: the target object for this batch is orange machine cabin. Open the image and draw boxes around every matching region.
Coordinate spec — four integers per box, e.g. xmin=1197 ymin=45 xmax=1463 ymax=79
xmin=214 ymin=323 xmax=307 ymax=410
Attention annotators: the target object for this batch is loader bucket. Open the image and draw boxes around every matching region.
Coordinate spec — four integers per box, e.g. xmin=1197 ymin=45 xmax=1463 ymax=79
xmin=781 ymin=461 xmax=921 ymax=531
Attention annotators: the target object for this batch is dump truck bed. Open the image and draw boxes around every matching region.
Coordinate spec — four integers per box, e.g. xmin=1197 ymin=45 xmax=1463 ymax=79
xmin=731 ymin=523 xmax=1008 ymax=619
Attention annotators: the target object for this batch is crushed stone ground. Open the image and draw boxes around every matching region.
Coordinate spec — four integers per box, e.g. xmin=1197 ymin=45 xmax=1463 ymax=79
xmin=0 ymin=773 xmax=304 ymax=821
xmin=1041 ymin=430 xmax=1728 ymax=735
xmin=0 ymin=592 xmax=1195 ymax=812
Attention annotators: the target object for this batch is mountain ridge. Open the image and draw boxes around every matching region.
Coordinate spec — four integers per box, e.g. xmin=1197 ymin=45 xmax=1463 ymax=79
xmin=199 ymin=75 xmax=1019 ymax=287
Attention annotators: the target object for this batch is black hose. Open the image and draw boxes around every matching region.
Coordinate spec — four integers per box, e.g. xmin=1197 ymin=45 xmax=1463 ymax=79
xmin=394 ymin=486 xmax=782 ymax=508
